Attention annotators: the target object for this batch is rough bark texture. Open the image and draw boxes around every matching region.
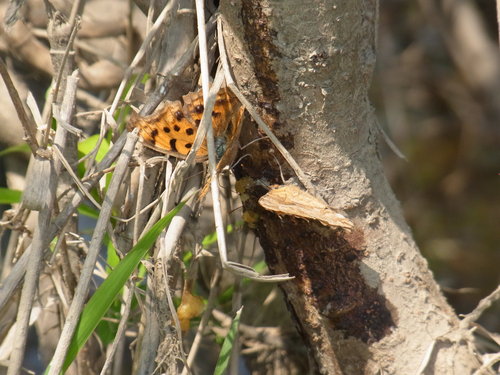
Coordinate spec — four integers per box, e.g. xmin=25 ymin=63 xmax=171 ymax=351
xmin=221 ymin=1 xmax=481 ymax=374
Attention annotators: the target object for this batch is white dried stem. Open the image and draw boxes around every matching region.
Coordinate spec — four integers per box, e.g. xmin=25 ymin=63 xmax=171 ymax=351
xmin=77 ymin=111 xmax=111 ymax=169
xmin=195 ymin=0 xmax=210 ymax=98
xmin=133 ymin=161 xmax=148 ymax=243
xmin=181 ymin=268 xmax=222 ymax=375
xmin=7 ymin=159 xmax=56 ymax=375
xmin=136 ymin=267 xmax=161 ymax=374
xmin=158 ymin=177 xmax=201 ymax=262
xmin=99 ymin=283 xmax=135 ymax=375
xmin=160 ymin=261 xmax=186 ymax=359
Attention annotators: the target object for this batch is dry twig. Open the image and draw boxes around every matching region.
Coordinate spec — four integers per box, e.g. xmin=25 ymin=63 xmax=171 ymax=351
xmin=0 ymin=58 xmax=39 ymax=155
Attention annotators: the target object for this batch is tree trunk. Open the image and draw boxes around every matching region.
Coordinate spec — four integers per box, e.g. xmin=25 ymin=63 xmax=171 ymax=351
xmin=220 ymin=1 xmax=482 ymax=374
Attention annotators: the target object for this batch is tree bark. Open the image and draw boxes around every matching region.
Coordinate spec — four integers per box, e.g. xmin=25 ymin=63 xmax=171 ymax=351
xmin=221 ymin=1 xmax=482 ymax=374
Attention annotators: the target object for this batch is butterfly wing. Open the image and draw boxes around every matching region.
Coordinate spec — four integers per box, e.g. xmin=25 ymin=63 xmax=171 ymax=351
xmin=130 ymin=87 xmax=242 ymax=161
xmin=129 ymin=99 xmax=208 ymax=158
xmin=182 ymin=87 xmax=240 ymax=138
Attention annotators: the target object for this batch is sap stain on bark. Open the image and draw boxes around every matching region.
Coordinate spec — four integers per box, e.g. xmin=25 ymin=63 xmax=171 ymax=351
xmin=242 ymin=182 xmax=394 ymax=344
xmin=241 ymin=2 xmax=281 ymax=101
xmin=236 ymin=2 xmax=299 ymax=181
xmin=240 ymin=2 xmax=283 ymax=129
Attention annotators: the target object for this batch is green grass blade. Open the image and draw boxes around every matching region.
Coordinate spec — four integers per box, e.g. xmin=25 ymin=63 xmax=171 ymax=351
xmin=213 ymin=307 xmax=243 ymax=375
xmin=0 ymin=144 xmax=30 ymax=157
xmin=76 ymin=204 xmax=99 ymax=219
xmin=0 ymin=187 xmax=22 ymax=204
xmin=61 ymin=202 xmax=184 ymax=372
xmin=78 ymin=135 xmax=110 ymax=163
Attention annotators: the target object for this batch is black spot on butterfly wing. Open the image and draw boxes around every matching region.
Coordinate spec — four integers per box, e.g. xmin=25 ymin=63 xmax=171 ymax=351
xmin=150 ymin=128 xmax=159 ymax=145
xmin=169 ymin=139 xmax=177 ymax=152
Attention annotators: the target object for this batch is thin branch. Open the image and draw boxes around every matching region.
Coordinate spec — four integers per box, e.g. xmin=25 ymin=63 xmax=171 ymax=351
xmin=42 ymin=15 xmax=81 ymax=147
xmin=161 ymin=261 xmax=187 ymax=360
xmin=138 ymin=15 xmax=216 ymax=117
xmin=133 ymin=161 xmax=148 ymax=243
xmin=473 ymin=352 xmax=500 ymax=375
xmin=0 ymin=58 xmax=39 ymax=155
xmin=461 ymin=284 xmax=500 ymax=327
xmin=52 ymin=145 xmax=102 ymax=210
xmin=78 ymin=111 xmax=115 ymax=173
xmin=181 ymin=268 xmax=222 ymax=375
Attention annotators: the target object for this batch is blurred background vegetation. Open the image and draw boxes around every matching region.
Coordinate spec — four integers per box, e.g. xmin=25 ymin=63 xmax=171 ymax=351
xmin=373 ymin=0 xmax=499 ymax=331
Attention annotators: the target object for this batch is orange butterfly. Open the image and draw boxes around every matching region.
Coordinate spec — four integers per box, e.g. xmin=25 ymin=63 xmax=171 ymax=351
xmin=129 ymin=87 xmax=244 ymax=164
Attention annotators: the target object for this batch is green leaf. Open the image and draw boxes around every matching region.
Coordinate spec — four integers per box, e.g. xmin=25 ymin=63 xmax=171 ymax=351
xmin=252 ymin=260 xmax=267 ymax=274
xmin=202 ymin=230 xmax=218 ymax=247
xmin=77 ymin=204 xmax=99 ymax=219
xmin=182 ymin=250 xmax=193 ymax=264
xmin=95 ymin=313 xmax=119 ymax=347
xmin=213 ymin=307 xmax=243 ymax=375
xmin=0 ymin=187 xmax=22 ymax=204
xmin=78 ymin=135 xmax=110 ymax=163
xmin=202 ymin=221 xmax=243 ymax=247
xmin=218 ymin=285 xmax=234 ymax=305
xmin=60 ymin=201 xmax=185 ymax=372
xmin=0 ymin=144 xmax=30 ymax=157
xmin=106 ymin=239 xmax=120 ymax=271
